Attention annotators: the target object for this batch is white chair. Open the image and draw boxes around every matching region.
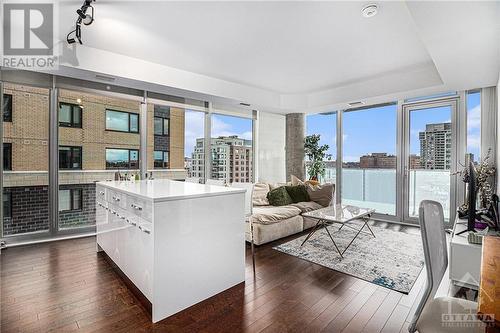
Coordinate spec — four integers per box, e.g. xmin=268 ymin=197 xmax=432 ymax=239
xmin=205 ymin=179 xmax=225 ymax=186
xmin=409 ymin=200 xmax=484 ymax=333
xmin=185 ymin=177 xmax=200 ymax=184
xmin=231 ymin=182 xmax=256 ymax=273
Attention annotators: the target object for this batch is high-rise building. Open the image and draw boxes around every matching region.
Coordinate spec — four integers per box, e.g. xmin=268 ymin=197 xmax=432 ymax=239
xmin=360 ymin=153 xmax=396 ymax=168
xmin=191 ymin=136 xmax=252 ymax=183
xmin=419 ymin=123 xmax=452 ymax=170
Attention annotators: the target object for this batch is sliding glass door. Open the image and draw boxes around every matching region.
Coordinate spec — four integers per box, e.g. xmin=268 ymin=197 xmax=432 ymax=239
xmin=403 ymin=99 xmax=458 ymax=225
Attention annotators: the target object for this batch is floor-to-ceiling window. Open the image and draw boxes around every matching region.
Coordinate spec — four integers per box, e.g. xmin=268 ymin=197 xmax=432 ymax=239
xmin=209 ymin=114 xmax=253 ymax=184
xmin=185 ymin=110 xmax=206 ymax=182
xmin=306 ymin=112 xmax=337 ymax=184
xmin=342 ymin=104 xmax=397 ymax=215
xmin=466 ymin=90 xmax=481 ymax=164
xmin=2 ymin=83 xmax=50 ymax=236
xmin=58 ymin=89 xmax=141 ymax=230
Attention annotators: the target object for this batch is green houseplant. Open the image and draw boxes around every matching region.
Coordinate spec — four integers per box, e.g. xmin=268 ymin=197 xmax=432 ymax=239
xmin=304 ymin=134 xmax=331 ymax=180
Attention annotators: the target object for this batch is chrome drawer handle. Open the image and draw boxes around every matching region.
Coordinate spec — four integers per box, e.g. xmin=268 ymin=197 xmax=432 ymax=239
xmin=111 ymin=210 xmax=116 ymax=215
xmin=120 ymin=215 xmax=125 ymax=219
xmin=130 ymin=204 xmax=143 ymax=211
xmin=139 ymin=225 xmax=151 ymax=234
xmin=99 ymin=191 xmax=105 ymax=196
xmin=112 ymin=196 xmax=120 ymax=202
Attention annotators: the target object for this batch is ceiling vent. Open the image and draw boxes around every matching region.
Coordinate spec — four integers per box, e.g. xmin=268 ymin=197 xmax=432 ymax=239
xmin=95 ymin=74 xmax=115 ymax=82
xmin=239 ymin=102 xmax=251 ymax=107
xmin=348 ymin=101 xmax=365 ymax=107
xmin=361 ymin=4 xmax=378 ymax=18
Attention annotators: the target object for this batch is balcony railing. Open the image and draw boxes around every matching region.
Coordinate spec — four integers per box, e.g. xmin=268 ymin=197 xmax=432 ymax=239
xmin=312 ymin=167 xmax=451 ymax=219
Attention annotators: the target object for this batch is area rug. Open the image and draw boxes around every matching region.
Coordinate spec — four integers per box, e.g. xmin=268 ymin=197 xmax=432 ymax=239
xmin=273 ymin=222 xmax=424 ymax=294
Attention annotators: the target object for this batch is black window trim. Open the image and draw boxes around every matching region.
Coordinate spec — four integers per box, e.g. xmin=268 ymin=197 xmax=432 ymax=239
xmin=105 ymin=109 xmax=140 ymax=134
xmin=3 ymin=191 xmax=12 ymax=218
xmin=3 ymin=142 xmax=12 ymax=171
xmin=3 ymin=93 xmax=13 ymax=122
xmin=154 ymin=150 xmax=170 ymax=169
xmin=105 ymin=147 xmax=140 ymax=170
xmin=59 ymin=145 xmax=82 ymax=170
xmin=59 ymin=102 xmax=82 ymax=128
xmin=154 ymin=116 xmax=170 ymax=136
xmin=59 ymin=188 xmax=83 ymax=213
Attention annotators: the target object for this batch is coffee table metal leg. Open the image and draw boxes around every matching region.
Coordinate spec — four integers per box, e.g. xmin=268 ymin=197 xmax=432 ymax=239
xmin=301 ymin=219 xmax=323 ymax=246
xmin=363 ymin=214 xmax=376 ymax=238
xmin=323 ymin=225 xmax=343 ymax=258
xmin=340 ymin=221 xmax=369 ymax=256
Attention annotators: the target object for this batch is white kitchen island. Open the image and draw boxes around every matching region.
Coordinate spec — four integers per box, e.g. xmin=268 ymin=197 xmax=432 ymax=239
xmin=95 ymin=179 xmax=246 ymax=323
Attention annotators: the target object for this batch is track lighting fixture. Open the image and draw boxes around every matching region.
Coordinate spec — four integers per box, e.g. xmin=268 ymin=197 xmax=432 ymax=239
xmin=67 ymin=0 xmax=95 ymax=45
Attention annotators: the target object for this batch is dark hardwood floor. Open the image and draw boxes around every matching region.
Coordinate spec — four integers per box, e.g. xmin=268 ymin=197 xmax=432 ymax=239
xmin=1 ymin=223 xmax=425 ymax=333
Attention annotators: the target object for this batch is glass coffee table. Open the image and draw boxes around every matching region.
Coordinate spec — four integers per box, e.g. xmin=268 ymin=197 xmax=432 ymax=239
xmin=301 ymin=204 xmax=376 ymax=258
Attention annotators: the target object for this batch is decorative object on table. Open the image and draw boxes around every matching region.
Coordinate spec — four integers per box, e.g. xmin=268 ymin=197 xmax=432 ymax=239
xmin=304 ymin=134 xmax=331 ymax=181
xmin=467 ymin=227 xmax=489 ymax=245
xmin=274 ymin=222 xmax=424 ymax=294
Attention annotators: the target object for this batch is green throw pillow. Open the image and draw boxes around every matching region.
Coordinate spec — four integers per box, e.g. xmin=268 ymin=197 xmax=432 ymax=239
xmin=285 ymin=185 xmax=310 ymax=203
xmin=267 ymin=186 xmax=293 ymax=206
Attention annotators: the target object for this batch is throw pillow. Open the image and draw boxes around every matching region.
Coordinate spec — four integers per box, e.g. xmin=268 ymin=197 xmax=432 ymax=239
xmin=253 ymin=183 xmax=270 ymax=206
xmin=285 ymin=185 xmax=310 ymax=203
xmin=307 ymin=183 xmax=335 ymax=207
xmin=267 ymin=186 xmax=293 ymax=206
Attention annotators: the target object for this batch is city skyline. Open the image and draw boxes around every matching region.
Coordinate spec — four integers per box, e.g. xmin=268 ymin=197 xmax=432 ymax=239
xmin=306 ymin=92 xmax=481 ymax=163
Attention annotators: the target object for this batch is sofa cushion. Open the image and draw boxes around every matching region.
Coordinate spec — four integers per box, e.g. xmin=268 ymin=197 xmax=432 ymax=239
xmin=251 ymin=205 xmax=301 ymax=225
xmin=253 ymin=183 xmax=270 ymax=206
xmin=285 ymin=185 xmax=310 ymax=203
xmin=267 ymin=186 xmax=293 ymax=206
xmin=290 ymin=201 xmax=323 ymax=213
xmin=307 ymin=183 xmax=335 ymax=207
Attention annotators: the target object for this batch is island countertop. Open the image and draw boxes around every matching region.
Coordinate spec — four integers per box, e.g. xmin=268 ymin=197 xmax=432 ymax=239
xmin=97 ymin=179 xmax=246 ymax=202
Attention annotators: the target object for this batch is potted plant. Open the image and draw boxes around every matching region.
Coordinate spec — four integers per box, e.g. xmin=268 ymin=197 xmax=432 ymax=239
xmin=304 ymin=134 xmax=331 ymax=181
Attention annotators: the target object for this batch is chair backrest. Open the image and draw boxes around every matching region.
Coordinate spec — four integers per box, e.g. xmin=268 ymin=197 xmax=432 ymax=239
xmin=231 ymin=182 xmax=254 ymax=216
xmin=409 ymin=200 xmax=448 ymax=332
xmin=206 ymin=179 xmax=225 ymax=186
xmin=185 ymin=177 xmax=200 ymax=184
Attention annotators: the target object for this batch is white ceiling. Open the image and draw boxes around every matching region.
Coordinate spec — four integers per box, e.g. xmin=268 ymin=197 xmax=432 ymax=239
xmin=56 ymin=1 xmax=500 ymax=114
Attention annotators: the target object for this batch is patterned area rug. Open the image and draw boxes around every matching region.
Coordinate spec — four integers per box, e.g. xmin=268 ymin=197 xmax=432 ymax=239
xmin=273 ymin=222 xmax=424 ymax=294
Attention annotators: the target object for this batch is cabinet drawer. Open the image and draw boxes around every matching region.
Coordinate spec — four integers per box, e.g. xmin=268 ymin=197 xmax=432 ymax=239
xmin=96 ymin=186 xmax=107 ymax=202
xmin=126 ymin=195 xmax=153 ymax=222
xmin=106 ymin=189 xmax=127 ymax=209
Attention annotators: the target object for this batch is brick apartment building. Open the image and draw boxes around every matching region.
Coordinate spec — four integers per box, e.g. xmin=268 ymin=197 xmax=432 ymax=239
xmin=2 ymin=83 xmax=185 ymax=236
xmin=359 ymin=153 xmax=422 ymax=169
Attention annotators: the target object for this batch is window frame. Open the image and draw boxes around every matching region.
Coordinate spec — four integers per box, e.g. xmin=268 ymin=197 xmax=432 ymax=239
xmin=154 ymin=116 xmax=170 ymax=136
xmin=3 ymin=191 xmax=12 ymax=218
xmin=3 ymin=142 xmax=12 ymax=171
xmin=59 ymin=188 xmax=83 ymax=213
xmin=105 ymin=147 xmax=140 ymax=170
xmin=3 ymin=93 xmax=12 ymax=122
xmin=59 ymin=102 xmax=82 ymax=128
xmin=105 ymin=109 xmax=140 ymax=134
xmin=59 ymin=145 xmax=82 ymax=170
xmin=153 ymin=150 xmax=169 ymax=169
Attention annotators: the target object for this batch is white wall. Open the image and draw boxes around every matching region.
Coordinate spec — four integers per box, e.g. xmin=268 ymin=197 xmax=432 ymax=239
xmin=256 ymin=111 xmax=286 ymax=183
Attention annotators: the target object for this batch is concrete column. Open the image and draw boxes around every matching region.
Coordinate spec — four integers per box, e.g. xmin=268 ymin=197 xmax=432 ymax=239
xmin=286 ymin=113 xmax=305 ymax=181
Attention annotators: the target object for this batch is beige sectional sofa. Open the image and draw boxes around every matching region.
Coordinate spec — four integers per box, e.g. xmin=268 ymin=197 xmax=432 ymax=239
xmin=245 ymin=182 xmax=333 ymax=245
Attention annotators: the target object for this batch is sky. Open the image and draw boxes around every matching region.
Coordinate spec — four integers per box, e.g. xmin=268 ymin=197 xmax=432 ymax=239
xmin=306 ymin=92 xmax=481 ymax=163
xmin=184 ymin=111 xmax=253 ymax=157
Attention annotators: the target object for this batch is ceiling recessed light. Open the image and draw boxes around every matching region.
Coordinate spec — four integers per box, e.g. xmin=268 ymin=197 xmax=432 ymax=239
xmin=361 ymin=4 xmax=378 ymax=18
